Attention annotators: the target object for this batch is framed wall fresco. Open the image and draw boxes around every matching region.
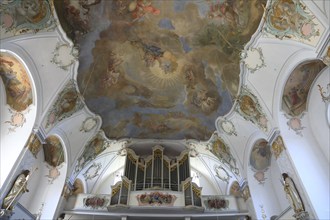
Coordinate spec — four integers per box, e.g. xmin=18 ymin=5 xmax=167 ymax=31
xmin=236 ymin=87 xmax=268 ymax=132
xmin=43 ymin=135 xmax=64 ymax=183
xmin=26 ymin=133 xmax=42 ymax=158
xmin=282 ymin=60 xmax=326 ymax=116
xmin=263 ymin=0 xmax=323 ymax=44
xmin=249 ymin=140 xmax=271 ymax=184
xmin=54 ymin=0 xmax=267 ymax=140
xmin=44 ymin=80 xmax=84 ymax=130
xmin=207 ymin=133 xmax=239 ymax=175
xmin=0 ymin=52 xmax=32 ymax=111
xmin=75 ymin=132 xmax=108 ymax=173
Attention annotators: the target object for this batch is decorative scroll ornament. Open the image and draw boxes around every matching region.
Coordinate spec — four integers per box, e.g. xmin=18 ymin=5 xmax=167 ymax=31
xmin=185 ymin=142 xmax=199 ymax=157
xmin=241 ymin=47 xmax=266 ymax=73
xmin=75 ymin=132 xmax=108 ymax=173
xmin=214 ymin=165 xmax=232 ymax=183
xmin=51 ymin=43 xmax=79 ymax=70
xmin=45 ymin=80 xmax=84 ymax=129
xmin=317 ymin=83 xmax=330 ymax=127
xmin=45 ymin=164 xmax=62 ymax=184
xmin=254 ymin=171 xmax=267 ymax=184
xmin=207 ymin=133 xmax=239 ymax=175
xmin=236 ymin=87 xmax=268 ymax=131
xmin=83 ymin=196 xmax=109 ymax=209
xmin=263 ymin=0 xmax=320 ymax=42
xmin=271 ymin=136 xmax=286 ymax=160
xmin=285 ymin=114 xmax=305 ymax=136
xmin=80 ymin=117 xmax=98 ymax=132
xmin=83 ymin=162 xmax=102 ymax=181
xmin=318 ymin=84 xmax=330 ymax=103
xmin=137 ymin=192 xmax=177 ymax=206
xmin=204 ymin=197 xmax=229 ymax=210
xmin=322 ymin=46 xmax=330 ymax=66
xmin=27 ymin=133 xmax=42 ymax=158
xmin=5 ymin=108 xmax=28 ymax=133
xmin=217 ymin=118 xmax=237 ymax=136
xmin=260 ymin=205 xmax=267 ymax=220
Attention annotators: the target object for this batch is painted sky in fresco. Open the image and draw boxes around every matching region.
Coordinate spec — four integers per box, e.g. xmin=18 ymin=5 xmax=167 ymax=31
xmin=58 ymin=0 xmax=265 ymax=140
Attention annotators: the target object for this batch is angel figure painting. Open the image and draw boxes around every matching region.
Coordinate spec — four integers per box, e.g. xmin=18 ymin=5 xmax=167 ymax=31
xmin=55 ymin=0 xmax=267 ymax=140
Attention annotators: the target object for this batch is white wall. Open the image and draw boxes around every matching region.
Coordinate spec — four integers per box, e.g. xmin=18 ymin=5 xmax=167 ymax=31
xmin=308 ymin=67 xmax=330 ymax=161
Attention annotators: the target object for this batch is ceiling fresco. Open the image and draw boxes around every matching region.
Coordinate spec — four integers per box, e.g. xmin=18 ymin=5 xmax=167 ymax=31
xmin=0 ymin=52 xmax=32 ymax=112
xmin=56 ymin=0 xmax=266 ymax=140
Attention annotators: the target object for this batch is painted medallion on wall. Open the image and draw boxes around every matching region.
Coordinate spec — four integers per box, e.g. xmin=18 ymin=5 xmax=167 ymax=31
xmin=45 ymin=80 xmax=84 ymax=130
xmin=44 ymin=135 xmax=64 ymax=183
xmin=0 ymin=0 xmax=57 ymax=38
xmin=250 ymin=140 xmax=271 ymax=184
xmin=263 ymin=0 xmax=322 ymax=45
xmin=75 ymin=132 xmax=108 ymax=173
xmin=55 ymin=0 xmax=267 ymax=140
xmin=236 ymin=87 xmax=268 ymax=131
xmin=282 ymin=60 xmax=326 ymax=116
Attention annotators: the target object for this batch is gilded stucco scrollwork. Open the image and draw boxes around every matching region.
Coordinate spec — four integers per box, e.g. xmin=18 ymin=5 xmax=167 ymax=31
xmin=263 ymin=0 xmax=322 ymax=44
xmin=236 ymin=87 xmax=268 ymax=132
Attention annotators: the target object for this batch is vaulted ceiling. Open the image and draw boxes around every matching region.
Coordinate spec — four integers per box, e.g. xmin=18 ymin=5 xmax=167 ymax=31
xmin=55 ymin=0 xmax=266 ymax=140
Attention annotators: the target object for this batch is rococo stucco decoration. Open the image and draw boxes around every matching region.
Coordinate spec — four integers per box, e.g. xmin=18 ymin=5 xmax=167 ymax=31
xmin=263 ymin=0 xmax=321 ymax=43
xmin=285 ymin=114 xmax=305 ymax=136
xmin=236 ymin=87 xmax=268 ymax=132
xmin=26 ymin=133 xmax=42 ymax=158
xmin=51 ymin=43 xmax=79 ymax=71
xmin=271 ymin=135 xmax=286 ymax=160
xmin=83 ymin=162 xmax=102 ymax=181
xmin=75 ymin=132 xmax=108 ymax=174
xmin=45 ymin=80 xmax=84 ymax=130
xmin=54 ymin=0 xmax=267 ymax=140
xmin=208 ymin=133 xmax=239 ymax=175
xmin=0 ymin=0 xmax=57 ymax=38
xmin=217 ymin=118 xmax=237 ymax=136
xmin=240 ymin=47 xmax=266 ymax=73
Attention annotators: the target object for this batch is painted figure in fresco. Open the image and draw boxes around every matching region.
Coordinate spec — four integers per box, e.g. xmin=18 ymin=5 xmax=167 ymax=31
xmin=129 ymin=0 xmax=160 ymax=21
xmin=2 ymin=170 xmax=30 ymax=210
xmin=208 ymin=0 xmax=240 ymax=28
xmin=84 ymin=197 xmax=106 ymax=209
xmin=282 ymin=173 xmax=305 ymax=214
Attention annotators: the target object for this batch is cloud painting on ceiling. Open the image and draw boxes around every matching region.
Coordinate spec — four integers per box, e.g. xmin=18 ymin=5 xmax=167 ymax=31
xmin=0 ymin=52 xmax=32 ymax=111
xmin=282 ymin=60 xmax=326 ymax=116
xmin=56 ymin=0 xmax=266 ymax=140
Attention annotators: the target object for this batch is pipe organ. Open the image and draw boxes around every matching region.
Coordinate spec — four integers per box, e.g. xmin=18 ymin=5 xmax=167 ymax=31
xmin=124 ymin=145 xmax=191 ymax=191
xmin=108 ymin=145 xmax=202 ymax=208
